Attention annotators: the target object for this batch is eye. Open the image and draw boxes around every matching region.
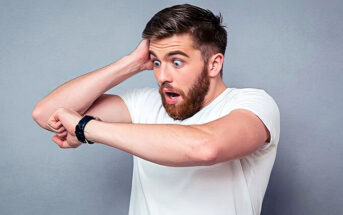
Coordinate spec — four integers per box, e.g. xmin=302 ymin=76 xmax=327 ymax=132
xmin=153 ymin=60 xmax=161 ymax=67
xmin=173 ymin=59 xmax=182 ymax=67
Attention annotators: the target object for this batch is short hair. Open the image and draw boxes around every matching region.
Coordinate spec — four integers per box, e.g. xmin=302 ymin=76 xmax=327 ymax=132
xmin=142 ymin=4 xmax=227 ymax=77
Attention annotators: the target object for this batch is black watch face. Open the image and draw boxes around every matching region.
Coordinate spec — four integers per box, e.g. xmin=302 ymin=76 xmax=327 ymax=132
xmin=75 ymin=126 xmax=81 ymax=135
xmin=75 ymin=115 xmax=95 ymax=143
xmin=75 ymin=125 xmax=84 ymax=142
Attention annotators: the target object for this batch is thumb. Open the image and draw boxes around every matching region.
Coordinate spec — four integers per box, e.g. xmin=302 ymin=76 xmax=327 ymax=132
xmin=47 ymin=111 xmax=62 ymax=132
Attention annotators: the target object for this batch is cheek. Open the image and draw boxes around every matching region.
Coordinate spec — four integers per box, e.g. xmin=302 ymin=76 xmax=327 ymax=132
xmin=188 ymin=62 xmax=204 ymax=73
xmin=174 ymin=76 xmax=192 ymax=96
xmin=180 ymin=65 xmax=203 ymax=83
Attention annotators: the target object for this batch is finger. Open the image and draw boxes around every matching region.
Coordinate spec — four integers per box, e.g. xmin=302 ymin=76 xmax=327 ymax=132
xmin=54 ymin=121 xmax=63 ymax=129
xmin=66 ymin=134 xmax=82 ymax=148
xmin=56 ymin=126 xmax=66 ymax=133
xmin=47 ymin=124 xmax=58 ymax=133
xmin=56 ymin=131 xmax=67 ymax=138
xmin=47 ymin=118 xmax=66 ymax=133
xmin=52 ymin=135 xmax=73 ymax=149
xmin=47 ymin=124 xmax=65 ymax=133
xmin=49 ymin=120 xmax=63 ymax=129
xmin=47 ymin=111 xmax=65 ymax=131
xmin=144 ymin=60 xmax=154 ymax=71
xmin=47 ymin=120 xmax=61 ymax=131
xmin=54 ymin=125 xmax=66 ymax=134
xmin=52 ymin=135 xmax=63 ymax=147
xmin=53 ymin=134 xmax=81 ymax=149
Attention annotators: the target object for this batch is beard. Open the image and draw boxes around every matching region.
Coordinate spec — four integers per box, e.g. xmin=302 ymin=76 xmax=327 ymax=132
xmin=158 ymin=65 xmax=210 ymax=120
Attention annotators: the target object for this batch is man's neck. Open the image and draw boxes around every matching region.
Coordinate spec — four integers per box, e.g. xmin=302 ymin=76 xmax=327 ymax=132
xmin=202 ymin=79 xmax=227 ymax=108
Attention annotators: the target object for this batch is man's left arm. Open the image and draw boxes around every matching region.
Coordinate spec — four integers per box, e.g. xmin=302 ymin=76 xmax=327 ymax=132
xmin=50 ymin=108 xmax=269 ymax=167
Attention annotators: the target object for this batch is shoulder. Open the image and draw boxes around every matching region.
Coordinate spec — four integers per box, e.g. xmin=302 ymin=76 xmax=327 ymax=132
xmin=227 ymin=87 xmax=280 ymax=146
xmin=228 ymin=88 xmax=278 ymax=108
xmin=230 ymin=87 xmax=270 ymax=97
xmin=217 ymin=87 xmax=278 ymax=112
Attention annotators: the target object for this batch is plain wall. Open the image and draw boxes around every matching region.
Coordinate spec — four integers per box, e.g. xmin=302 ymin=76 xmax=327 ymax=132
xmin=1 ymin=0 xmax=342 ymax=214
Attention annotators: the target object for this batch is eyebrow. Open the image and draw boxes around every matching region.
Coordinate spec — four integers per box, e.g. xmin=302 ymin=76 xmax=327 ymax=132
xmin=149 ymin=50 xmax=190 ymax=59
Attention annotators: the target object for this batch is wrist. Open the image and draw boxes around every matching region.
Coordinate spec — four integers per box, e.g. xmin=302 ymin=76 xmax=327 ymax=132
xmin=83 ymin=119 xmax=98 ymax=143
xmin=75 ymin=115 xmax=96 ymax=144
xmin=105 ymin=55 xmax=142 ymax=83
xmin=125 ymin=54 xmax=146 ymax=73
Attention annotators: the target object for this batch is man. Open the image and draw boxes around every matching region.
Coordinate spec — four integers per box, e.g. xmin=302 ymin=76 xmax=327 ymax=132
xmin=32 ymin=4 xmax=280 ymax=215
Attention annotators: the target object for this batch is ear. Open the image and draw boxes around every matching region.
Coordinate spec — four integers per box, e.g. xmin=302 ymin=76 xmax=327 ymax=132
xmin=207 ymin=53 xmax=224 ymax=78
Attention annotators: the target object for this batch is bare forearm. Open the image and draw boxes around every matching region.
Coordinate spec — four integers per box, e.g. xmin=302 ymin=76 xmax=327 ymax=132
xmin=84 ymin=121 xmax=216 ymax=167
xmin=32 ymin=55 xmax=140 ymax=128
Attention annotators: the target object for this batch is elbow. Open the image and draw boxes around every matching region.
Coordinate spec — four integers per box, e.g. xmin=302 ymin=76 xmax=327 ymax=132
xmin=192 ymin=136 xmax=219 ymax=166
xmin=32 ymin=103 xmax=46 ymax=128
xmin=32 ymin=104 xmax=40 ymax=122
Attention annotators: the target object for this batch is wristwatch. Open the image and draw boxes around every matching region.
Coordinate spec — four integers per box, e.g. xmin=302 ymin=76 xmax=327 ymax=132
xmin=75 ymin=115 xmax=96 ymax=144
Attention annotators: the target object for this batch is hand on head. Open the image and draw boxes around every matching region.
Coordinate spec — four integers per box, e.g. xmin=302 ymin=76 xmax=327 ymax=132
xmin=129 ymin=39 xmax=153 ymax=72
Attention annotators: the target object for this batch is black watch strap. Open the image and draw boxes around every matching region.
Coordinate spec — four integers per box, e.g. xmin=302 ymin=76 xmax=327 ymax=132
xmin=75 ymin=115 xmax=95 ymax=144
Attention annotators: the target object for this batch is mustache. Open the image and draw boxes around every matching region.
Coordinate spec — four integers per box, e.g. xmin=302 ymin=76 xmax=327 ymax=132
xmin=159 ymin=82 xmax=186 ymax=97
xmin=160 ymin=82 xmax=173 ymax=90
xmin=160 ymin=82 xmax=181 ymax=93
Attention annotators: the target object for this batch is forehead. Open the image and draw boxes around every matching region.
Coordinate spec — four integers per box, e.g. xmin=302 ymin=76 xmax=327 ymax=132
xmin=149 ymin=34 xmax=200 ymax=57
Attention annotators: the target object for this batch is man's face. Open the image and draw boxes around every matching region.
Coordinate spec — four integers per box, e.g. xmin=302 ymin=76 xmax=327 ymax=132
xmin=149 ymin=34 xmax=210 ymax=120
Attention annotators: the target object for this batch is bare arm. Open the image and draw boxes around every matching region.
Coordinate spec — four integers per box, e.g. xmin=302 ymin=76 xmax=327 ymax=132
xmin=49 ymin=108 xmax=270 ymax=167
xmin=83 ymin=109 xmax=270 ymax=166
xmin=32 ymin=40 xmax=153 ymax=129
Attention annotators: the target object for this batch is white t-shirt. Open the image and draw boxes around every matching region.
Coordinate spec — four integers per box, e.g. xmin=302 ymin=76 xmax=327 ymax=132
xmin=118 ymin=87 xmax=280 ymax=215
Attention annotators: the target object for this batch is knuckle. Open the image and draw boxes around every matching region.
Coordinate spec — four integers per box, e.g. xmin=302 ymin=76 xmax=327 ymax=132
xmin=57 ymin=128 xmax=64 ymax=133
xmin=56 ymin=107 xmax=65 ymax=114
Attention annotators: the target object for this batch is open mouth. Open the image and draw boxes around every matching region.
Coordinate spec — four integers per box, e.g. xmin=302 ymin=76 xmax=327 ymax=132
xmin=165 ymin=91 xmax=180 ymax=98
xmin=163 ymin=88 xmax=181 ymax=104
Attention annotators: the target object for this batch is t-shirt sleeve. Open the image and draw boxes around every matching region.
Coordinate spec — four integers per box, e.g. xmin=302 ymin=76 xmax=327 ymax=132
xmin=230 ymin=88 xmax=280 ymax=148
xmin=116 ymin=87 xmax=156 ymax=123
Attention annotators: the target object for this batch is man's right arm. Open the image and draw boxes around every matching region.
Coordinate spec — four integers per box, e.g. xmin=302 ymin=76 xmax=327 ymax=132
xmin=32 ymin=40 xmax=153 ymax=130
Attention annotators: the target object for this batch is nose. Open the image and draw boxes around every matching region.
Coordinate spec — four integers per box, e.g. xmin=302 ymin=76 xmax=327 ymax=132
xmin=155 ymin=63 xmax=173 ymax=85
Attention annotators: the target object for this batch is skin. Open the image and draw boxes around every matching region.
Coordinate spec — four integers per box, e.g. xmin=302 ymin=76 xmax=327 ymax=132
xmin=151 ymin=34 xmax=211 ymax=120
xmin=149 ymin=34 xmax=228 ymax=109
xmin=33 ymin=34 xmax=270 ymax=167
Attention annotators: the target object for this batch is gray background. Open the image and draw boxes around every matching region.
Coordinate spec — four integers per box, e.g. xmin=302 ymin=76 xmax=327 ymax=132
xmin=1 ymin=0 xmax=342 ymax=214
